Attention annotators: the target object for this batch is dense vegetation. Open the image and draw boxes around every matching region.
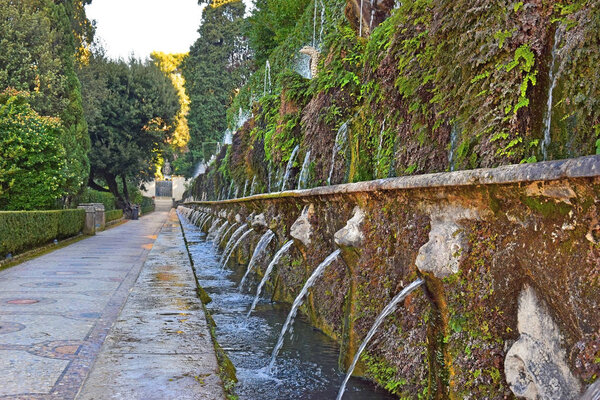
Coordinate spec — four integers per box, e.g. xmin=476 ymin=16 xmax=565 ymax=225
xmin=0 ymin=91 xmax=66 ymax=210
xmin=105 ymin=209 xmax=123 ymax=223
xmin=0 ymin=0 xmax=91 ymax=205
xmin=189 ymin=0 xmax=600 ymax=201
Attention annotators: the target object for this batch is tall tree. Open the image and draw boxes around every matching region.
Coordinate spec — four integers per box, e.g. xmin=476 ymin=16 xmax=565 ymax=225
xmin=0 ymin=0 xmax=91 ymax=204
xmin=182 ymin=0 xmax=250 ymax=174
xmin=151 ymin=52 xmax=191 ymax=174
xmin=151 ymin=52 xmax=190 ymax=150
xmin=79 ymin=55 xmax=179 ymax=213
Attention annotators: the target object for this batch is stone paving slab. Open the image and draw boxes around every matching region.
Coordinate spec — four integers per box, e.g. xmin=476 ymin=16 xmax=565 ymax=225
xmin=0 ymin=206 xmax=169 ymax=400
xmin=76 ymin=210 xmax=225 ymax=400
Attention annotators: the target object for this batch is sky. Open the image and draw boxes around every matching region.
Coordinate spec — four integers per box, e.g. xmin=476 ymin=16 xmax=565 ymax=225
xmin=85 ymin=0 xmax=252 ymax=61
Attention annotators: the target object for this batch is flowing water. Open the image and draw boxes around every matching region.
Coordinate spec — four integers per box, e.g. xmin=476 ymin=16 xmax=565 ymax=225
xmin=250 ymin=176 xmax=257 ymax=196
xmin=297 ymin=151 xmax=311 ymax=190
xmin=269 ymin=249 xmax=341 ymax=371
xmin=449 ymin=124 xmax=459 ymax=172
xmin=213 ymin=222 xmax=230 ymax=250
xmin=280 ymin=145 xmax=300 ymax=192
xmin=296 ymin=55 xmax=312 ymax=80
xmin=336 ymin=278 xmax=425 ymax=400
xmin=178 ymin=211 xmax=394 ymax=400
xmin=207 ymin=218 xmax=222 ymax=239
xmin=541 ymin=28 xmax=562 ymax=161
xmin=219 ymin=223 xmax=239 ymax=249
xmin=238 ymin=107 xmax=250 ymax=129
xmin=221 ymin=224 xmax=249 ymax=266
xmin=199 ymin=214 xmax=212 ymax=231
xmin=327 ymin=121 xmax=349 ymax=185
xmin=264 ymin=61 xmax=272 ymax=96
xmin=359 ymin=0 xmax=364 ymax=37
xmin=247 ymin=240 xmax=295 ymax=317
xmin=319 ymin=0 xmax=325 ymax=46
xmin=228 ymin=181 xmax=235 ymax=199
xmin=193 ymin=160 xmax=207 ymax=178
xmin=221 ymin=229 xmax=254 ymax=270
xmin=240 ymin=230 xmax=276 ymax=290
xmin=243 ymin=179 xmax=249 ymax=198
xmin=209 ymin=220 xmax=227 ymax=241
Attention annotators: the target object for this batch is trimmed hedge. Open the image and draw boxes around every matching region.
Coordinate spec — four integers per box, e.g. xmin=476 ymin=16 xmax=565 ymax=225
xmin=76 ymin=189 xmax=116 ymax=211
xmin=141 ymin=204 xmax=155 ymax=215
xmin=106 ymin=209 xmax=123 ymax=223
xmin=0 ymin=209 xmax=85 ymax=257
xmin=140 ymin=196 xmax=155 ymax=215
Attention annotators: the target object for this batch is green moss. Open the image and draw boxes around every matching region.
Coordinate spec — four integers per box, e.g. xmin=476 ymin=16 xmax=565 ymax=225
xmin=205 ymin=309 xmax=239 ymax=400
xmin=362 ymin=353 xmax=408 ymax=396
xmin=197 ymin=286 xmax=213 ymax=304
xmin=520 ymin=196 xmax=572 ymax=218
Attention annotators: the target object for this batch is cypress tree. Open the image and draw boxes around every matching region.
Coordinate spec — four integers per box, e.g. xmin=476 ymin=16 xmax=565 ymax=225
xmin=182 ymin=0 xmax=249 ymax=170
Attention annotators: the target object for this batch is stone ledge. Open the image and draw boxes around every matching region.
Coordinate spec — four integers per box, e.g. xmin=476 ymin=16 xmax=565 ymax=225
xmin=187 ymin=155 xmax=600 ymax=206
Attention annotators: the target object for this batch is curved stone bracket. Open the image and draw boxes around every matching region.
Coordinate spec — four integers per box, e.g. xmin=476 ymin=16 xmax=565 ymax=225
xmin=415 ymin=205 xmax=484 ymax=278
xmin=291 ymin=204 xmax=315 ymax=247
xmin=252 ymin=213 xmax=268 ymax=231
xmin=334 ymin=206 xmax=365 ymax=249
xmin=504 ymin=286 xmax=581 ymax=399
xmin=299 ymin=46 xmax=320 ymax=79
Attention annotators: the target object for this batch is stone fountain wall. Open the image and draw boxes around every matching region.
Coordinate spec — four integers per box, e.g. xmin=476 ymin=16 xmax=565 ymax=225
xmin=185 ymin=155 xmax=600 ymax=399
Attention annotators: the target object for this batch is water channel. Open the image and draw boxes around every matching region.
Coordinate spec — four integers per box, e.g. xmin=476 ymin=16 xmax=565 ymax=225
xmin=178 ymin=214 xmax=395 ymax=400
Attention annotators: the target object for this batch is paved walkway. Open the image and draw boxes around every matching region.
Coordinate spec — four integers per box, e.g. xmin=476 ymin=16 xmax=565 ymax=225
xmin=77 ymin=210 xmax=224 ymax=399
xmin=0 ymin=202 xmax=222 ymax=399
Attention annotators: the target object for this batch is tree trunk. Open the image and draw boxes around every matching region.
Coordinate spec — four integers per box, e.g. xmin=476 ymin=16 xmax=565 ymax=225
xmin=88 ymin=170 xmax=112 ymax=193
xmin=121 ymin=175 xmax=130 ymax=203
xmin=105 ymin=173 xmax=132 ymax=217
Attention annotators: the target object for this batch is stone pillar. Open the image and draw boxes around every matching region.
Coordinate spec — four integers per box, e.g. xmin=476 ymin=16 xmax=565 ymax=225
xmin=91 ymin=203 xmax=105 ymax=231
xmin=77 ymin=204 xmax=96 ymax=235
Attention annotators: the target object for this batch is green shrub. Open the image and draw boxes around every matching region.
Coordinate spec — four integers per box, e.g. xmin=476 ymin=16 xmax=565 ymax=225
xmin=0 ymin=209 xmax=84 ymax=257
xmin=76 ymin=188 xmax=116 ymax=210
xmin=105 ymin=209 xmax=123 ymax=223
xmin=141 ymin=204 xmax=155 ymax=215
xmin=140 ymin=196 xmax=155 ymax=215
xmin=0 ymin=90 xmax=67 ymax=211
xmin=57 ymin=210 xmax=86 ymax=239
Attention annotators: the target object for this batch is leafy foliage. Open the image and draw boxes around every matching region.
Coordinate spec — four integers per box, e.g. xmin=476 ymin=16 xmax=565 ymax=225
xmin=0 ymin=0 xmax=90 ymax=200
xmin=140 ymin=196 xmax=155 ymax=215
xmin=0 ymin=91 xmax=66 ymax=210
xmin=151 ymin=52 xmax=191 ymax=151
xmin=246 ymin=0 xmax=311 ymax=66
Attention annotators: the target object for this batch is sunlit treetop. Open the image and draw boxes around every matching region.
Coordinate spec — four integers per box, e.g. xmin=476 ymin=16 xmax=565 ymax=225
xmin=150 ymin=51 xmax=190 ymax=151
xmin=210 ymin=0 xmax=242 ymax=8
